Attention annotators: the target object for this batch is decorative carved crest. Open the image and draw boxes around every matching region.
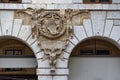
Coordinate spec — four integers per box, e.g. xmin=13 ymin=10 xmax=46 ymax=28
xmin=37 ymin=12 xmax=66 ymax=39
xmin=17 ymin=8 xmax=90 ymax=73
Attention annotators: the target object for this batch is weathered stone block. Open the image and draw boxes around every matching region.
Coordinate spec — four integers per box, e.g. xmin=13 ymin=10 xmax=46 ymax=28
xmin=38 ymin=76 xmax=52 ymax=80
xmin=22 ymin=0 xmax=31 ymax=3
xmin=107 ymin=11 xmax=120 ymax=19
xmin=38 ymin=59 xmax=50 ymax=68
xmin=12 ymin=19 xmax=22 ymax=37
xmin=110 ymin=26 xmax=120 ymax=41
xmin=31 ymin=41 xmax=41 ymax=53
xmin=73 ymin=26 xmax=87 ymax=41
xmin=90 ymin=11 xmax=106 ymax=36
xmin=0 ymin=11 xmax=14 ymax=35
xmin=83 ymin=19 xmax=93 ymax=37
xmin=72 ymin=0 xmax=83 ymax=3
xmin=112 ymin=0 xmax=120 ymax=3
xmin=56 ymin=59 xmax=68 ymax=68
xmin=53 ymin=76 xmax=68 ymax=80
xmin=114 ymin=20 xmax=120 ymax=26
xmin=18 ymin=25 xmax=31 ymax=41
xmin=104 ymin=20 xmax=113 ymax=37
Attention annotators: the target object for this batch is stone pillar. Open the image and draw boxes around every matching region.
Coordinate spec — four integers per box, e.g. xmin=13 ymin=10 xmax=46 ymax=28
xmin=37 ymin=59 xmax=69 ymax=80
xmin=37 ymin=68 xmax=69 ymax=80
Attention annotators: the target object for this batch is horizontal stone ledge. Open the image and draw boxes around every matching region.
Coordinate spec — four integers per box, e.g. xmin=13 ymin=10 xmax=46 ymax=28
xmin=0 ymin=3 xmax=120 ymax=10
xmin=37 ymin=68 xmax=69 ymax=75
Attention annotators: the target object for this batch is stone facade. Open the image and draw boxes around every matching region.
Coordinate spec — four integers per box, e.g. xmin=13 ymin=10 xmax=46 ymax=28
xmin=0 ymin=0 xmax=120 ymax=80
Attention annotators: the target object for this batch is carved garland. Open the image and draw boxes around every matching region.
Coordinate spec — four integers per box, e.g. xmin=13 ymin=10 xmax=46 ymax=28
xmin=17 ymin=8 xmax=90 ymax=74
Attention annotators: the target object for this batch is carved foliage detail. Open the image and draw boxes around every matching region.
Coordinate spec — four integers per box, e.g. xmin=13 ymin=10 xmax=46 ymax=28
xmin=19 ymin=8 xmax=90 ymax=73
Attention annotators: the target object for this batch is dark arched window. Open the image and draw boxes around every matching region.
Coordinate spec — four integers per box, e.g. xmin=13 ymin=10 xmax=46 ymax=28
xmin=71 ymin=38 xmax=120 ymax=57
xmin=0 ymin=0 xmax=21 ymax=3
xmin=83 ymin=0 xmax=112 ymax=4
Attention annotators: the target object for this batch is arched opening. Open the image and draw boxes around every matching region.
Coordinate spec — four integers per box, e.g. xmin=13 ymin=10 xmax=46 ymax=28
xmin=0 ymin=36 xmax=37 ymax=80
xmin=69 ymin=37 xmax=120 ymax=80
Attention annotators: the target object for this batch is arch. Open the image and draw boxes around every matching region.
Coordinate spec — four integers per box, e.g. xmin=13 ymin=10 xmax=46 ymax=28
xmin=0 ymin=35 xmax=38 ymax=63
xmin=68 ymin=36 xmax=120 ymax=80
xmin=0 ymin=35 xmax=38 ymax=79
xmin=65 ymin=36 xmax=120 ymax=67
xmin=71 ymin=36 xmax=120 ymax=56
xmin=69 ymin=36 xmax=120 ymax=57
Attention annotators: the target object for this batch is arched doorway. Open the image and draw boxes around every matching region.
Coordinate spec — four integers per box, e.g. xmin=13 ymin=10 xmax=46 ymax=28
xmin=0 ymin=37 xmax=37 ymax=80
xmin=69 ymin=37 xmax=120 ymax=80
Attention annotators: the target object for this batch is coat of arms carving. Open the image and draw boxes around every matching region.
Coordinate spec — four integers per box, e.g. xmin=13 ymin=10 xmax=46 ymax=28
xmin=16 ymin=8 xmax=90 ymax=73
xmin=37 ymin=12 xmax=66 ymax=39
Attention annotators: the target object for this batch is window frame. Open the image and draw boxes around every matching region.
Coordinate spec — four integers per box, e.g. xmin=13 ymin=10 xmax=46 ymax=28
xmin=3 ymin=47 xmax=24 ymax=57
xmin=79 ymin=49 xmax=111 ymax=56
xmin=0 ymin=0 xmax=22 ymax=3
xmin=83 ymin=0 xmax=112 ymax=4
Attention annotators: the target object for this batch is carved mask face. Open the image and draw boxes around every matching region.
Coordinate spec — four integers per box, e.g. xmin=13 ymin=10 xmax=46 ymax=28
xmin=47 ymin=21 xmax=61 ymax=36
xmin=41 ymin=41 xmax=66 ymax=56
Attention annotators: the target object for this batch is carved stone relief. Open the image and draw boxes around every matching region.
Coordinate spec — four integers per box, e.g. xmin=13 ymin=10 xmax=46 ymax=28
xmin=15 ymin=8 xmax=90 ymax=74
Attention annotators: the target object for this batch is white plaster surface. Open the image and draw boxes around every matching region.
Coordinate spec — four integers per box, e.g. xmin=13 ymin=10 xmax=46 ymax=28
xmin=0 ymin=3 xmax=4 ymax=9
xmin=53 ymin=76 xmax=68 ymax=80
xmin=102 ymin=4 xmax=118 ymax=10
xmin=69 ymin=57 xmax=120 ymax=80
xmin=0 ymin=19 xmax=3 ymax=36
xmin=107 ymin=11 xmax=120 ymax=19
xmin=73 ymin=26 xmax=87 ymax=41
xmin=37 ymin=69 xmax=69 ymax=75
xmin=91 ymin=11 xmax=106 ymax=36
xmin=26 ymin=35 xmax=37 ymax=45
xmin=85 ymin=4 xmax=102 ymax=9
xmin=56 ymin=59 xmax=68 ymax=68
xmin=0 ymin=58 xmax=37 ymax=68
xmin=4 ymin=3 xmax=18 ymax=9
xmin=12 ymin=19 xmax=22 ymax=37
xmin=114 ymin=20 xmax=120 ymax=26
xmin=31 ymin=41 xmax=41 ymax=53
xmin=65 ymin=42 xmax=75 ymax=53
xmin=38 ymin=76 xmax=52 ymax=80
xmin=37 ymin=69 xmax=51 ymax=75
xmin=104 ymin=20 xmax=113 ymax=37
xmin=63 ymin=52 xmax=70 ymax=59
xmin=112 ymin=0 xmax=120 ymax=3
xmin=22 ymin=0 xmax=31 ymax=3
xmin=38 ymin=59 xmax=50 ymax=68
xmin=55 ymin=69 xmax=69 ymax=75
xmin=0 ymin=11 xmax=14 ymax=35
xmin=69 ymin=35 xmax=79 ymax=45
xmin=83 ymin=19 xmax=93 ymax=37
xmin=0 ymin=4 xmax=119 ymax=10
xmin=72 ymin=0 xmax=82 ymax=3
xmin=110 ymin=26 xmax=120 ymax=41
xmin=35 ymin=51 xmax=44 ymax=59
xmin=32 ymin=0 xmax=72 ymax=3
xmin=18 ymin=25 xmax=31 ymax=41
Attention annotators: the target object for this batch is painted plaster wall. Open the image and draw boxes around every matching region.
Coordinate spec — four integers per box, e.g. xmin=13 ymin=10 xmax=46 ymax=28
xmin=69 ymin=57 xmax=120 ymax=80
xmin=0 ymin=58 xmax=37 ymax=68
